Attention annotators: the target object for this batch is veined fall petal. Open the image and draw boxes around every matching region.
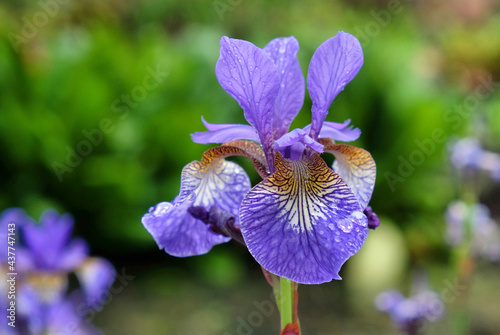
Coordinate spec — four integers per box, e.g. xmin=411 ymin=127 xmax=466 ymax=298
xmin=240 ymin=152 xmax=368 ymax=284
xmin=142 ymin=141 xmax=268 ymax=257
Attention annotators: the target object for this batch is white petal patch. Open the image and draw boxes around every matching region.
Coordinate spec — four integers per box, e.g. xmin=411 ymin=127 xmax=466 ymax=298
xmin=181 ymin=159 xmax=250 ymax=214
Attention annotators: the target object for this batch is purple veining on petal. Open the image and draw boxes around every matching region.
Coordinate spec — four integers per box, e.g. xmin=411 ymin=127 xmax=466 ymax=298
xmin=307 ymin=31 xmax=364 ymax=140
xmin=263 ymin=36 xmax=305 ymax=138
xmin=240 ymin=153 xmax=368 ymax=284
xmin=216 ymin=36 xmax=280 ymax=169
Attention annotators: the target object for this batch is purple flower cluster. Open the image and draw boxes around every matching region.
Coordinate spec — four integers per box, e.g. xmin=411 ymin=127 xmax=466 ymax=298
xmin=142 ymin=32 xmax=377 ymax=284
xmin=448 ymin=137 xmax=500 ymax=181
xmin=375 ymin=289 xmax=444 ymax=334
xmin=0 ymin=208 xmax=115 ymax=335
xmin=445 ymin=201 xmax=500 ymax=262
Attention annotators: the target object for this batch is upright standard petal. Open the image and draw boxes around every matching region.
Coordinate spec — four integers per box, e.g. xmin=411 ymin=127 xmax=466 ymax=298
xmin=216 ymin=36 xmax=280 ymax=168
xmin=142 ymin=142 xmax=266 ymax=257
xmin=263 ymin=36 xmax=305 ymax=138
xmin=240 ymin=152 xmax=368 ymax=284
xmin=307 ymin=32 xmax=363 ymax=139
xmin=20 ymin=210 xmax=89 ymax=272
xmin=321 ymin=139 xmax=376 ymax=209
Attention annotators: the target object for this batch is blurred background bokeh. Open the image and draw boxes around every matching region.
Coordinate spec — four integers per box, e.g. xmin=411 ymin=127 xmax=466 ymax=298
xmin=1 ymin=0 xmax=499 ymax=334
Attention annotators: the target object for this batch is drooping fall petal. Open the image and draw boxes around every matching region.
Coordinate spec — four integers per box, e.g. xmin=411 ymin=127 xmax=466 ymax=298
xmin=240 ymin=152 xmax=368 ymax=284
xmin=142 ymin=141 xmax=267 ymax=257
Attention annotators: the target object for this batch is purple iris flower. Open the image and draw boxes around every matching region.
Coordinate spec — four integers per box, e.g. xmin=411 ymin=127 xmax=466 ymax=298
xmin=445 ymin=201 xmax=500 ymax=262
xmin=17 ymin=209 xmax=89 ymax=273
xmin=18 ymin=285 xmax=103 ymax=335
xmin=448 ymin=137 xmax=500 ymax=181
xmin=0 ymin=208 xmax=34 ymax=263
xmin=375 ymin=289 xmax=444 ymax=334
xmin=1 ymin=208 xmax=115 ymax=334
xmin=143 ymin=32 xmax=376 ymax=284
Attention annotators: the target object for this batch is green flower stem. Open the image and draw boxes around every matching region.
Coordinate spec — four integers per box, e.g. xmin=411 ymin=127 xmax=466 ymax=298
xmin=280 ymin=276 xmax=293 ymax=330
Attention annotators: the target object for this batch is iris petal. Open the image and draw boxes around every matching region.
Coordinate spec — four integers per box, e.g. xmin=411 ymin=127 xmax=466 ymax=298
xmin=57 ymin=238 xmax=90 ymax=273
xmin=321 ymin=139 xmax=376 ymax=209
xmin=316 ymin=120 xmax=361 ymax=142
xmin=0 ymin=208 xmax=35 ymax=262
xmin=263 ymin=36 xmax=305 ymax=138
xmin=216 ymin=36 xmax=280 ymax=168
xmin=274 ymin=128 xmax=324 ymax=160
xmin=307 ymin=31 xmax=363 ymax=139
xmin=20 ymin=210 xmax=88 ymax=272
xmin=191 ymin=117 xmax=260 ymax=144
xmin=240 ymin=152 xmax=368 ymax=284
xmin=142 ymin=144 xmax=261 ymax=257
xmin=75 ymin=257 xmax=116 ymax=308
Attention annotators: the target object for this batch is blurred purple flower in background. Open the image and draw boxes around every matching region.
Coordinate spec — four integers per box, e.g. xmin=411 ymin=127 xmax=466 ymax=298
xmin=375 ymin=289 xmax=444 ymax=335
xmin=445 ymin=201 xmax=500 ymax=262
xmin=17 ymin=210 xmax=89 ymax=273
xmin=0 ymin=208 xmax=115 ymax=335
xmin=448 ymin=137 xmax=500 ymax=181
xmin=143 ymin=32 xmax=377 ymax=284
xmin=0 ymin=208 xmax=34 ymax=262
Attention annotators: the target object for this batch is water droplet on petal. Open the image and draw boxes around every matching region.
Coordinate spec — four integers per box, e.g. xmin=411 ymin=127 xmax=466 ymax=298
xmin=149 ymin=202 xmax=173 ymax=215
xmin=337 ymin=217 xmax=353 ymax=233
xmin=351 ymin=211 xmax=367 ymax=227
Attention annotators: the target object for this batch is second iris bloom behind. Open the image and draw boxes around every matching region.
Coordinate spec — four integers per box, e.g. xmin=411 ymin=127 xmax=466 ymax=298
xmin=142 ymin=31 xmax=378 ymax=284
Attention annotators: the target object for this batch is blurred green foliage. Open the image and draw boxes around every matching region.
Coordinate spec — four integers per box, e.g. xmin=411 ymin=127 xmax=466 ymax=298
xmin=0 ymin=0 xmax=499 ymax=333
